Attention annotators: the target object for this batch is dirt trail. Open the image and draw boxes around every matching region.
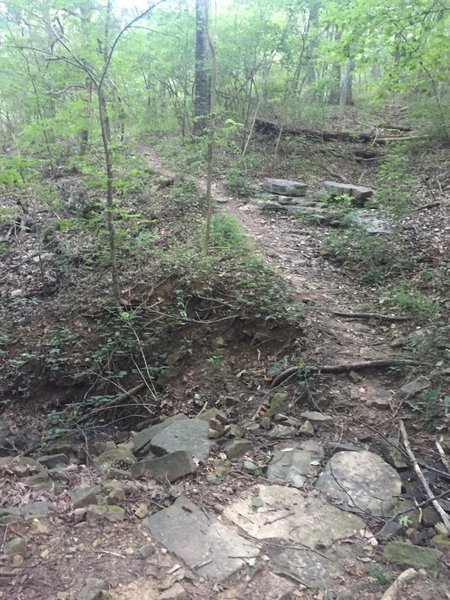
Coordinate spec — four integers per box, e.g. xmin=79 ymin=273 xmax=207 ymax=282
xmin=146 ymin=149 xmax=401 ymax=420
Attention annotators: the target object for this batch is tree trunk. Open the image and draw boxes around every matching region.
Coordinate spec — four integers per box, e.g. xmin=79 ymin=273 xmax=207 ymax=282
xmin=339 ymin=60 xmax=354 ymax=108
xmin=192 ymin=0 xmax=210 ymax=136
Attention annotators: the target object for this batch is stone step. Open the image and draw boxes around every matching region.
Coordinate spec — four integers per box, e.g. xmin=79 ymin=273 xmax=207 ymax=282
xmin=324 ymin=180 xmax=374 ymax=204
xmin=262 ymin=178 xmax=308 ymax=197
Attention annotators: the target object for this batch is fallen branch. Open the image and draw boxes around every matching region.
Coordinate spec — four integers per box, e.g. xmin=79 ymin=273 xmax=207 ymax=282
xmin=436 ymin=441 xmax=450 ymax=474
xmin=414 ymin=201 xmax=441 ymax=212
xmin=270 ymin=359 xmax=422 ymax=388
xmin=400 ymin=420 xmax=450 ymax=535
xmin=380 ymin=568 xmax=418 ymax=600
xmin=332 ymin=311 xmax=412 ymax=322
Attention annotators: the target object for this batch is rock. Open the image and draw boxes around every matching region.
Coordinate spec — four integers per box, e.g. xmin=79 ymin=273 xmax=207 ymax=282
xmin=267 ymin=425 xmax=296 ymax=439
xmin=242 ymin=460 xmax=260 ymax=474
xmin=132 ymin=450 xmax=196 ymax=482
xmin=5 ymin=537 xmax=27 ymax=555
xmin=103 ymin=467 xmax=132 ymax=480
xmin=432 ymin=534 xmax=450 ymax=548
xmin=132 ymin=414 xmax=188 ymax=456
xmin=0 ymin=418 xmax=11 ymax=453
xmin=71 ymin=486 xmax=100 ymax=509
xmin=93 ymin=446 xmax=135 ymax=470
xmin=197 ymin=408 xmax=227 ymax=423
xmin=377 ymin=520 xmax=403 ymax=541
xmin=324 ymin=181 xmax=373 ymax=204
xmin=262 ymin=178 xmax=307 ymax=197
xmin=224 ymin=484 xmax=364 ymax=546
xmin=138 ymin=542 xmax=155 ymax=558
xmin=316 ymin=451 xmax=401 ymax=516
xmin=208 ymin=427 xmax=222 ymax=439
xmin=26 ymin=470 xmax=53 ymax=491
xmin=134 ymin=504 xmax=149 ymax=519
xmin=149 ymin=418 xmax=212 ymax=462
xmin=299 ymin=420 xmax=314 ymax=436
xmin=422 ymin=506 xmax=440 ymax=527
xmin=159 ymin=583 xmax=187 ymax=600
xmin=260 ymin=417 xmax=271 ymax=430
xmin=12 ymin=554 xmax=24 ymax=566
xmin=86 ymin=505 xmax=125 ymax=523
xmin=0 ymin=507 xmax=20 ymax=524
xmin=223 ymin=439 xmax=252 ymax=459
xmin=78 ymin=578 xmax=106 ymax=600
xmin=383 ymin=541 xmax=443 ymax=570
xmin=353 ymin=209 xmax=392 ymax=234
xmin=20 ymin=501 xmax=51 ymax=519
xmin=0 ymin=456 xmax=44 ymax=475
xmin=145 ymin=496 xmax=258 ymax=582
xmin=300 ymin=411 xmax=334 ymax=424
xmin=37 ymin=453 xmax=69 ymax=468
xmin=398 ymin=376 xmax=431 ymax=398
xmin=434 ymin=522 xmax=449 ymax=537
xmin=106 ymin=486 xmax=125 ymax=504
xmin=267 ymin=441 xmax=324 ymax=488
xmin=266 ymin=392 xmax=290 ymax=417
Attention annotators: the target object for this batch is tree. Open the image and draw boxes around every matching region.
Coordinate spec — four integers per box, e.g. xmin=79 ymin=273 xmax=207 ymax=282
xmin=192 ymin=0 xmax=211 ymax=136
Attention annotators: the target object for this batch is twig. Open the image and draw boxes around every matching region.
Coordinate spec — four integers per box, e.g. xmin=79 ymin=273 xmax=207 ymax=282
xmin=380 ymin=568 xmax=418 ymax=600
xmin=414 ymin=201 xmax=441 ymax=212
xmin=399 ymin=420 xmax=450 ymax=534
xmin=436 ymin=442 xmax=450 ymax=474
xmin=332 ymin=311 xmax=412 ymax=322
xmin=75 ymin=382 xmax=147 ymax=425
xmin=270 ymin=359 xmax=422 ymax=388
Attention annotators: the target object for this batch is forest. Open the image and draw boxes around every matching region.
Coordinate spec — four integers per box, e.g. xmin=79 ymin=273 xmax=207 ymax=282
xmin=0 ymin=0 xmax=449 ymax=598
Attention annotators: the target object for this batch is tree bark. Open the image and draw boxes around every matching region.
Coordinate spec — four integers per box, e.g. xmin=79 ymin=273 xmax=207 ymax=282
xmin=192 ymin=0 xmax=211 ymax=136
xmin=339 ymin=60 xmax=354 ymax=108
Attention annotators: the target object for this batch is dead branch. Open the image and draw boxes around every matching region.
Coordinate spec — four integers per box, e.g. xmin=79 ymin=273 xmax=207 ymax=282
xmin=380 ymin=568 xmax=418 ymax=600
xmin=270 ymin=359 xmax=422 ymax=388
xmin=400 ymin=420 xmax=450 ymax=535
xmin=332 ymin=311 xmax=412 ymax=322
xmin=414 ymin=201 xmax=441 ymax=212
xmin=75 ymin=382 xmax=147 ymax=425
xmin=436 ymin=441 xmax=450 ymax=474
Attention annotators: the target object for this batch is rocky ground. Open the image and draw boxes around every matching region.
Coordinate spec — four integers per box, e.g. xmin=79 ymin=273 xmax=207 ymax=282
xmin=0 ymin=138 xmax=449 ymax=599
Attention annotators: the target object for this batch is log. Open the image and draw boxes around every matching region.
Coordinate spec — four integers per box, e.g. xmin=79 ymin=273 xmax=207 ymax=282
xmin=254 ymin=118 xmax=424 ymax=145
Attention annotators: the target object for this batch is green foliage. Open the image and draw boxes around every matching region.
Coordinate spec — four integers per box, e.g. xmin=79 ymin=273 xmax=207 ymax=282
xmin=391 ymin=286 xmax=441 ymax=320
xmin=377 ymin=154 xmax=414 ymax=216
xmin=321 ymin=226 xmax=413 ymax=285
xmin=412 ymin=385 xmax=449 ymax=430
xmin=208 ymin=213 xmax=251 ymax=251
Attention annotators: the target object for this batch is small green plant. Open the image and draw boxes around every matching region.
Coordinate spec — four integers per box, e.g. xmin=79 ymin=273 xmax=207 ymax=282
xmin=225 ymin=166 xmax=251 ymax=196
xmin=391 ymin=286 xmax=441 ymax=319
xmin=208 ymin=213 xmax=251 ymax=251
xmin=367 ymin=564 xmax=389 ymax=586
xmin=398 ymin=514 xmax=412 ymax=527
xmin=411 ymin=385 xmax=447 ymax=429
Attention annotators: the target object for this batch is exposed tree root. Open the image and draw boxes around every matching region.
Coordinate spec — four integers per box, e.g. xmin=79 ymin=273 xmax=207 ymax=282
xmin=380 ymin=568 xmax=419 ymax=600
xmin=332 ymin=311 xmax=412 ymax=322
xmin=270 ymin=359 xmax=422 ymax=388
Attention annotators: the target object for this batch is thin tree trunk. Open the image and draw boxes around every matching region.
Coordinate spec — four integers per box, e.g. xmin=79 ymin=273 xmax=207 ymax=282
xmin=204 ymin=25 xmax=216 ymax=253
xmin=193 ymin=0 xmax=211 ymax=136
xmin=339 ymin=60 xmax=354 ymax=109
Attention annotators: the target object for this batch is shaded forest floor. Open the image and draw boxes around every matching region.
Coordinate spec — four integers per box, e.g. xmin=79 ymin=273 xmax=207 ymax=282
xmin=0 ymin=125 xmax=449 ymax=599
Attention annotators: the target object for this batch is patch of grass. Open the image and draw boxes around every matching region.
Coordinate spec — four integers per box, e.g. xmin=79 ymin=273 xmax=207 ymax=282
xmin=321 ymin=226 xmax=413 ymax=285
xmin=208 ymin=213 xmax=252 ymax=252
xmin=391 ymin=286 xmax=441 ymax=319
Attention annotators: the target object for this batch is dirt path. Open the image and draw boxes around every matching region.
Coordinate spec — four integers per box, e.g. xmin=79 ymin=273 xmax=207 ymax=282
xmin=146 ymin=148 xmax=403 ymax=429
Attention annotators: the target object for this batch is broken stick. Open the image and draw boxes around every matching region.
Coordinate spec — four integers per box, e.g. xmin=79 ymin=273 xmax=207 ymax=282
xmin=400 ymin=420 xmax=450 ymax=535
xmin=380 ymin=568 xmax=418 ymax=600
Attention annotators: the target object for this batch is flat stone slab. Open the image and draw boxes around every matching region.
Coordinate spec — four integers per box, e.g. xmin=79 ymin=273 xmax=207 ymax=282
xmin=267 ymin=441 xmax=324 ymax=488
xmin=133 ymin=414 xmax=188 ymax=456
xmin=263 ymin=178 xmax=307 ymax=197
xmin=316 ymin=451 xmax=401 ymax=516
xmin=223 ymin=484 xmax=363 ymax=547
xmin=383 ymin=541 xmax=443 ymax=570
xmin=272 ymin=545 xmax=358 ymax=591
xmin=149 ymin=418 xmax=212 ymax=461
xmin=145 ymin=496 xmax=258 ymax=582
xmin=324 ymin=181 xmax=373 ymax=203
xmin=131 ymin=450 xmax=196 ymax=482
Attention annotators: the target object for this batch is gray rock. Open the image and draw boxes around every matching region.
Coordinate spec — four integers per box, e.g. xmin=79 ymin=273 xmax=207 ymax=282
xmin=223 ymin=438 xmax=252 ymax=459
xmin=85 ymin=505 xmax=125 ymax=522
xmin=132 ymin=414 xmax=188 ymax=456
xmin=377 ymin=520 xmax=403 ymax=542
xmin=262 ymin=178 xmax=307 ymax=197
xmin=26 ymin=470 xmax=53 ymax=491
xmin=383 ymin=541 xmax=443 ymax=570
xmin=316 ymin=451 xmax=401 ymax=516
xmin=159 ymin=583 xmax=187 ymax=600
xmin=267 ymin=442 xmax=324 ymax=488
xmin=149 ymin=419 xmax=212 ymax=462
xmin=103 ymin=467 xmax=132 ymax=480
xmin=398 ymin=376 xmax=431 ymax=398
xmin=5 ymin=537 xmax=27 ymax=555
xmin=242 ymin=460 xmax=260 ymax=474
xmin=324 ymin=181 xmax=373 ymax=204
xmin=145 ymin=496 xmax=258 ymax=582
xmin=20 ymin=501 xmax=51 ymax=519
xmin=137 ymin=542 xmax=155 ymax=559
xmin=77 ymin=578 xmax=105 ymax=600
xmin=71 ymin=486 xmax=100 ymax=509
xmin=299 ymin=420 xmax=315 ymax=436
xmin=300 ymin=411 xmax=334 ymax=424
xmin=0 ymin=508 xmax=20 ymax=524
xmin=353 ymin=209 xmax=392 ymax=234
xmin=37 ymin=453 xmax=69 ymax=468
xmin=267 ymin=424 xmax=296 ymax=439
xmin=0 ymin=456 xmax=44 ymax=475
xmin=224 ymin=484 xmax=364 ymax=546
xmin=93 ymin=446 xmax=135 ymax=470
xmin=132 ymin=451 xmax=196 ymax=482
